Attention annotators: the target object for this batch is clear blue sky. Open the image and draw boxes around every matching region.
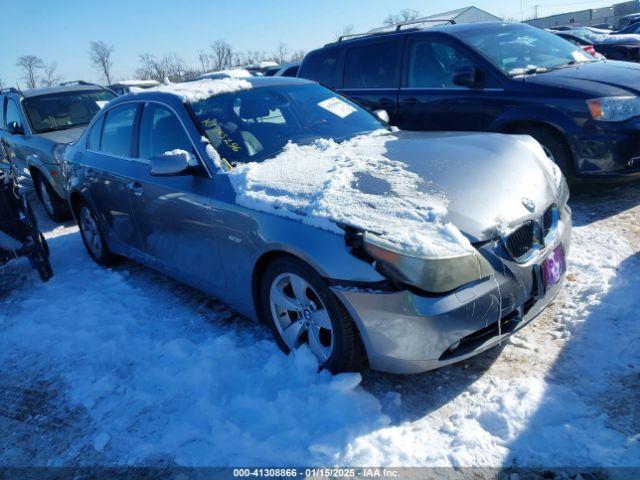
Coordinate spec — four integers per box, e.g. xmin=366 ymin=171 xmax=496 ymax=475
xmin=0 ymin=0 xmax=613 ymax=87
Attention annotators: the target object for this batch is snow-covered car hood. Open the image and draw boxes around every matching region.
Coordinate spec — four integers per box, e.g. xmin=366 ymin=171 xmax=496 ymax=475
xmin=37 ymin=126 xmax=85 ymax=145
xmin=384 ymin=131 xmax=559 ymax=241
xmin=227 ymin=130 xmax=559 ymax=257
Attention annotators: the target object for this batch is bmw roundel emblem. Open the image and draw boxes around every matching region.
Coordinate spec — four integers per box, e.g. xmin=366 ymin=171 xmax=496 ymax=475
xmin=521 ymin=197 xmax=536 ymax=213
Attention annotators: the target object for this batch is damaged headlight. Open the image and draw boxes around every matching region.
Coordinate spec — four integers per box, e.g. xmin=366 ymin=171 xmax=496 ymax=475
xmin=362 ymin=233 xmax=495 ymax=294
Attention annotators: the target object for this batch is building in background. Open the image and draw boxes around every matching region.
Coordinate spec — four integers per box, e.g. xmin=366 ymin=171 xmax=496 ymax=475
xmin=525 ymin=1 xmax=640 ymax=29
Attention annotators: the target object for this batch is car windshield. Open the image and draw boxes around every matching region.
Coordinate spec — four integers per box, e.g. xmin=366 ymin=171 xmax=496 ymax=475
xmin=23 ymin=90 xmax=116 ymax=134
xmin=190 ymin=83 xmax=386 ymax=165
xmin=456 ymin=24 xmax=596 ymax=76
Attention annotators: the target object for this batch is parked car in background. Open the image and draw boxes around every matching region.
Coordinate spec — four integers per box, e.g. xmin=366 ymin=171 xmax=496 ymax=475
xmin=617 ymin=13 xmax=640 ymax=30
xmin=0 ymin=83 xmax=116 ymax=221
xmin=551 ymin=28 xmax=640 ymax=62
xmin=108 ymin=80 xmax=159 ymax=95
xmin=263 ymin=62 xmax=301 ymax=77
xmin=62 ymin=76 xmax=571 ymax=374
xmin=298 ymin=22 xmax=640 ymax=181
xmin=244 ymin=60 xmax=279 ymax=75
xmin=197 ymin=69 xmax=254 ymax=80
xmin=548 ymin=30 xmax=600 ymax=58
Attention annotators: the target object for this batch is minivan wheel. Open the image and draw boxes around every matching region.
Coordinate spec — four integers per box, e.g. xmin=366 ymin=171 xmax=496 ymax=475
xmin=514 ymin=125 xmax=573 ymax=179
xmin=77 ymin=203 xmax=117 ymax=266
xmin=34 ymin=174 xmax=71 ymax=222
xmin=259 ymin=257 xmax=364 ymax=373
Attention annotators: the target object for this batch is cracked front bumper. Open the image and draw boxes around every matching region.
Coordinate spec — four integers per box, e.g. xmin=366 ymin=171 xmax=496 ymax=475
xmin=332 ymin=207 xmax=572 ymax=375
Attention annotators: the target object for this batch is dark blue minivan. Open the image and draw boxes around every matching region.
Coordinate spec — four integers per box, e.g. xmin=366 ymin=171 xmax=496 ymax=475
xmin=298 ymin=22 xmax=640 ymax=181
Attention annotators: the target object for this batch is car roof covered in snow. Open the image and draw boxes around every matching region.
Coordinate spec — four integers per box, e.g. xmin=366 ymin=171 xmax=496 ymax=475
xmin=116 ymin=76 xmax=313 ymax=105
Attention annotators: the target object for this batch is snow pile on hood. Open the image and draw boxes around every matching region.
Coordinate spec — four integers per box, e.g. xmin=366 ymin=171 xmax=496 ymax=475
xmin=137 ymin=78 xmax=251 ymax=102
xmin=227 ymin=132 xmax=474 ymax=258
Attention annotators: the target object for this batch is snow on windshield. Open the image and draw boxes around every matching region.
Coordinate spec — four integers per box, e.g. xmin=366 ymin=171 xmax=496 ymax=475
xmin=136 ymin=78 xmax=252 ymax=102
xmin=227 ymin=132 xmax=474 ymax=258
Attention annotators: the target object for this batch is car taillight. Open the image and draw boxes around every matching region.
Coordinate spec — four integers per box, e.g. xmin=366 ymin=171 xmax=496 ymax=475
xmin=582 ymin=45 xmax=597 ymax=57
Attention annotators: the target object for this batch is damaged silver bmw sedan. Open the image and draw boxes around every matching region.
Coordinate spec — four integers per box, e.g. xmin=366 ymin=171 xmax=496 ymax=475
xmin=63 ymin=76 xmax=571 ymax=374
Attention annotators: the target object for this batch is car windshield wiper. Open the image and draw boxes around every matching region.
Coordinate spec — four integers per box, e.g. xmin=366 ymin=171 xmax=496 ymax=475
xmin=36 ymin=123 xmax=87 ymax=134
xmin=510 ymin=66 xmax=548 ymax=77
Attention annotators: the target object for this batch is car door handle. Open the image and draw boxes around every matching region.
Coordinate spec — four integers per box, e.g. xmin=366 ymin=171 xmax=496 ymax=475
xmin=127 ymin=182 xmax=144 ymax=196
xmin=401 ymin=97 xmax=418 ymax=106
xmin=379 ymin=98 xmax=395 ymax=106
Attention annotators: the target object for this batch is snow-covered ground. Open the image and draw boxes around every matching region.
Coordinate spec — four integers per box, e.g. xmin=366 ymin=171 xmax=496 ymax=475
xmin=0 ymin=183 xmax=638 ymax=468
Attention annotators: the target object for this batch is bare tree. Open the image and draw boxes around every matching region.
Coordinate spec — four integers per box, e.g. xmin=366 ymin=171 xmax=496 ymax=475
xmin=210 ymin=39 xmax=233 ymax=70
xmin=0 ymin=78 xmax=4 ymax=90
xmin=289 ymin=50 xmax=306 ymax=62
xmin=198 ymin=50 xmax=212 ymax=72
xmin=41 ymin=61 xmax=62 ymax=87
xmin=273 ymin=42 xmax=289 ymax=64
xmin=89 ymin=41 xmax=114 ymax=84
xmin=336 ymin=24 xmax=354 ymax=40
xmin=383 ymin=9 xmax=420 ymax=26
xmin=135 ymin=53 xmax=187 ymax=82
xmin=16 ymin=55 xmax=44 ymax=89
xmin=242 ymin=50 xmax=266 ymax=66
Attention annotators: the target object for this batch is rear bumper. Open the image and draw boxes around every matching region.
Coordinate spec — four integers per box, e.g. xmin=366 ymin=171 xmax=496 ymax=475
xmin=332 ymin=207 xmax=572 ymax=375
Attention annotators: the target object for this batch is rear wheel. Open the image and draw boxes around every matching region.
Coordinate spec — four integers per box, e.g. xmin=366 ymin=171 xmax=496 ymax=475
xmin=34 ymin=173 xmax=71 ymax=222
xmin=259 ymin=257 xmax=364 ymax=373
xmin=76 ymin=202 xmax=117 ymax=266
xmin=513 ymin=125 xmax=573 ymax=179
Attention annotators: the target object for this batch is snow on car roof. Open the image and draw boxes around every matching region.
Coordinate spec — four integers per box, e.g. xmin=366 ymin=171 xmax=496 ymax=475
xmin=197 ymin=69 xmax=253 ymax=80
xmin=136 ymin=78 xmax=252 ymax=102
xmin=227 ymin=131 xmax=474 ymax=258
xmin=112 ymin=79 xmax=160 ymax=87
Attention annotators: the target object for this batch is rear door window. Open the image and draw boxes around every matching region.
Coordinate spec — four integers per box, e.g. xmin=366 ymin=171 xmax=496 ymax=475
xmin=299 ymin=48 xmax=339 ymax=87
xmin=344 ymin=40 xmax=402 ymax=89
xmin=100 ymin=103 xmax=138 ymax=157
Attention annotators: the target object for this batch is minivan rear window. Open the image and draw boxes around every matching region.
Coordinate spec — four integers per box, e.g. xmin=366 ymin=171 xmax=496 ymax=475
xmin=299 ymin=48 xmax=339 ymax=87
xmin=344 ymin=40 xmax=402 ymax=89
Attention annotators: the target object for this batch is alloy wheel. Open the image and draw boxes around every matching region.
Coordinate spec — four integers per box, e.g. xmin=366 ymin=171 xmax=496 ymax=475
xmin=39 ymin=180 xmax=54 ymax=216
xmin=269 ymin=272 xmax=334 ymax=363
xmin=79 ymin=206 xmax=103 ymax=258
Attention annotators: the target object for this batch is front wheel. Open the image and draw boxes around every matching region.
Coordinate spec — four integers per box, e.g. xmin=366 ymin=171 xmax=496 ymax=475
xmin=34 ymin=173 xmax=71 ymax=222
xmin=259 ymin=257 xmax=364 ymax=373
xmin=77 ymin=202 xmax=117 ymax=266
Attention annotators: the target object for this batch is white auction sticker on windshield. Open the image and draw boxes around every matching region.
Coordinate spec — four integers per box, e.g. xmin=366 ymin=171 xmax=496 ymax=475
xmin=96 ymin=101 xmax=108 ymax=109
xmin=318 ymin=97 xmax=357 ymax=118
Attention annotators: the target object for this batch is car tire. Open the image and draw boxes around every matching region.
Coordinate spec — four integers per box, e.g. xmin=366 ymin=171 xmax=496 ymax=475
xmin=513 ymin=125 xmax=574 ymax=179
xmin=259 ymin=256 xmax=364 ymax=373
xmin=34 ymin=173 xmax=71 ymax=222
xmin=76 ymin=201 xmax=118 ymax=266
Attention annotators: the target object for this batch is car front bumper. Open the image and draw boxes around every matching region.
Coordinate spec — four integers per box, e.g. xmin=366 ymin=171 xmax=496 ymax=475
xmin=332 ymin=206 xmax=572 ymax=375
xmin=572 ymin=119 xmax=640 ymax=180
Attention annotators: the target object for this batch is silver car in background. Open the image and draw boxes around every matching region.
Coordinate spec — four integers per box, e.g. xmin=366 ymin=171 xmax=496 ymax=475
xmin=63 ymin=77 xmax=571 ymax=374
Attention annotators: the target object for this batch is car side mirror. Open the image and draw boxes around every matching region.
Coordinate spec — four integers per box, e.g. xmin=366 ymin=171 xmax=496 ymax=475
xmin=373 ymin=109 xmax=390 ymax=124
xmin=7 ymin=121 xmax=24 ymax=135
xmin=453 ymin=65 xmax=481 ymax=89
xmin=150 ymin=151 xmax=192 ymax=176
